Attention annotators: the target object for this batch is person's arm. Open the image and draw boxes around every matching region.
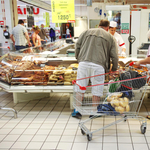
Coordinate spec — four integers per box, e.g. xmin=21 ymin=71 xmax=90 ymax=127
xmin=10 ymin=34 xmax=15 ymax=45
xmin=135 ymin=57 xmax=150 ymax=66
xmin=110 ymin=38 xmax=118 ymax=71
xmin=25 ymin=32 xmax=32 ymax=46
xmin=32 ymin=35 xmax=36 ymax=47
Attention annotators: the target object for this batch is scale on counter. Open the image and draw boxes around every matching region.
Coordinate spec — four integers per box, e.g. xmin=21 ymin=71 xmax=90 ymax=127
xmin=137 ymin=43 xmax=150 ymax=56
xmin=66 ymin=49 xmax=75 ymax=57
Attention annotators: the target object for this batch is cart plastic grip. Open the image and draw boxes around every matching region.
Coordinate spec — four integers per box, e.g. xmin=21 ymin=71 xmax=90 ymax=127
xmin=79 ymin=86 xmax=86 ymax=90
xmin=72 ymin=80 xmax=76 ymax=84
xmin=129 ymin=61 xmax=134 ymax=66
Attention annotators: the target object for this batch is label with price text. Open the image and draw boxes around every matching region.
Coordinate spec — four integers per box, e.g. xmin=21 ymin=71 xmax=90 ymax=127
xmin=51 ymin=0 xmax=75 ymax=23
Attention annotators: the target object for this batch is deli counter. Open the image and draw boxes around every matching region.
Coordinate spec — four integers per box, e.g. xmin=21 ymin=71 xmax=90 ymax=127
xmin=0 ymin=40 xmax=148 ymax=106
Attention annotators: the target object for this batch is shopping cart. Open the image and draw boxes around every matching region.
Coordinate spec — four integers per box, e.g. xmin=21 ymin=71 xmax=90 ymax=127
xmin=72 ymin=64 xmax=148 ymax=141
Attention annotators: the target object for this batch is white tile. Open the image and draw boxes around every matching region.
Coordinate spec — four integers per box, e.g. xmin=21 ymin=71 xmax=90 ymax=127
xmin=133 ymin=144 xmax=149 ymax=150
xmin=103 ymin=143 xmax=118 ymax=150
xmin=91 ymin=124 xmax=104 ymax=130
xmin=118 ymin=144 xmax=133 ymax=150
xmin=49 ymin=129 xmax=64 ymax=135
xmin=132 ymin=137 xmax=147 ymax=143
xmin=46 ymin=135 xmax=61 ymax=142
xmin=23 ymin=128 xmax=38 ymax=135
xmin=66 ymin=123 xmax=79 ymax=129
xmin=17 ymin=135 xmax=34 ymax=142
xmin=15 ymin=123 xmax=29 ymax=129
xmin=3 ymin=123 xmax=17 ymax=128
xmin=146 ymin=136 xmax=150 ymax=143
xmin=0 ymin=142 xmax=14 ymax=148
xmin=89 ymin=135 xmax=103 ymax=143
xmin=0 ymin=129 xmax=12 ymax=134
xmin=117 ymin=129 xmax=130 ymax=137
xmin=3 ymin=135 xmax=20 ymax=142
xmin=36 ymin=129 xmax=50 ymax=135
xmin=104 ymin=129 xmax=116 ymax=136
xmin=11 ymin=141 xmax=29 ymax=149
xmin=117 ymin=124 xmax=129 ymax=130
xmin=118 ymin=137 xmax=132 ymax=143
xmin=130 ymin=130 xmax=146 ymax=137
xmin=57 ymin=142 xmax=72 ymax=150
xmin=129 ymin=124 xmax=141 ymax=130
xmin=63 ymin=129 xmax=77 ymax=136
xmin=0 ymin=135 xmax=6 ymax=141
xmin=10 ymin=129 xmax=25 ymax=135
xmin=87 ymin=143 xmax=102 ymax=150
xmin=26 ymin=142 xmax=43 ymax=149
xmin=74 ymin=135 xmax=88 ymax=143
xmin=53 ymin=123 xmax=66 ymax=130
xmin=40 ymin=123 xmax=54 ymax=129
xmin=28 ymin=123 xmax=41 ymax=129
xmin=103 ymin=135 xmax=117 ymax=143
xmin=60 ymin=136 xmax=74 ymax=142
xmin=41 ymin=142 xmax=58 ymax=150
xmin=72 ymin=143 xmax=87 ymax=150
xmin=32 ymin=135 xmax=47 ymax=142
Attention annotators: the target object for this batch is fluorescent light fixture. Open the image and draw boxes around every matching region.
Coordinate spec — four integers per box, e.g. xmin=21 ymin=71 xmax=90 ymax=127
xmin=106 ymin=5 xmax=130 ymax=10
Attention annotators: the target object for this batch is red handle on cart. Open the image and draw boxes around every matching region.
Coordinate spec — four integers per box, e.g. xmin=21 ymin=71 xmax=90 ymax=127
xmin=129 ymin=61 xmax=135 ymax=66
xmin=72 ymin=80 xmax=86 ymax=90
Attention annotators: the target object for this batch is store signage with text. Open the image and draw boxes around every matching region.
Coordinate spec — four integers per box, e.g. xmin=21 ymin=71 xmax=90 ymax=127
xmin=51 ymin=0 xmax=75 ymax=23
xmin=0 ymin=21 xmax=4 ymax=25
xmin=121 ymin=23 xmax=129 ymax=34
xmin=17 ymin=6 xmax=40 ymax=15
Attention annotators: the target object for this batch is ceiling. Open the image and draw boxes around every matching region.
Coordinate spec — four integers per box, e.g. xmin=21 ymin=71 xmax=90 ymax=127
xmin=39 ymin=0 xmax=150 ymax=5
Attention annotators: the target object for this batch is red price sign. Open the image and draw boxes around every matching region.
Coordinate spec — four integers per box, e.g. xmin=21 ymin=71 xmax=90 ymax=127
xmin=121 ymin=29 xmax=129 ymax=34
xmin=0 ymin=21 xmax=4 ymax=25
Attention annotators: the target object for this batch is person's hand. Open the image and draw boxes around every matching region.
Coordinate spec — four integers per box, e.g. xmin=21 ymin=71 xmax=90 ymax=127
xmin=121 ymin=51 xmax=126 ymax=57
xmin=28 ymin=42 xmax=32 ymax=47
xmin=135 ymin=61 xmax=140 ymax=66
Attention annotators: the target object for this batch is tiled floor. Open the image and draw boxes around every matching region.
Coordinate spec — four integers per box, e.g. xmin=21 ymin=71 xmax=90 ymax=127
xmin=0 ymin=91 xmax=150 ymax=150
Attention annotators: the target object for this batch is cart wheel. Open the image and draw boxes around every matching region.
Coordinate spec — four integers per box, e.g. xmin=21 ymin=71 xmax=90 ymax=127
xmin=124 ymin=119 xmax=127 ymax=122
xmin=141 ymin=124 xmax=146 ymax=134
xmin=81 ymin=129 xmax=85 ymax=135
xmin=87 ymin=134 xmax=92 ymax=141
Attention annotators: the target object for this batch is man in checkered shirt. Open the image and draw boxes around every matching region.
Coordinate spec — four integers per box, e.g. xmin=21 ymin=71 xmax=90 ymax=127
xmin=10 ymin=20 xmax=31 ymax=51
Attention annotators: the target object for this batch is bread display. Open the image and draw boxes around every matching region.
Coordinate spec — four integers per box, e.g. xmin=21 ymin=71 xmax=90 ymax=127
xmin=107 ymin=93 xmax=130 ymax=114
xmin=0 ymin=52 xmax=79 ymax=86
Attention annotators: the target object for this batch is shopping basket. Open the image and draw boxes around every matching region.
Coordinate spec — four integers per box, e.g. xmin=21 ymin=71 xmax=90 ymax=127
xmin=72 ymin=64 xmax=148 ymax=141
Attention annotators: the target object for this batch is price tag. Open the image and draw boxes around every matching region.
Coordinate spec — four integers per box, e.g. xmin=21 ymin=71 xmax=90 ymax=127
xmin=51 ymin=0 xmax=75 ymax=23
xmin=40 ymin=64 xmax=45 ymax=67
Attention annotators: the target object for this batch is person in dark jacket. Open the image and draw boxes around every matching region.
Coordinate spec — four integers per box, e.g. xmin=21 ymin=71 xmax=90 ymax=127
xmin=49 ymin=28 xmax=56 ymax=42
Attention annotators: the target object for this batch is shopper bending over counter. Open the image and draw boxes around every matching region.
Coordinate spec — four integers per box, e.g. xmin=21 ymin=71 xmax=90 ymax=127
xmin=72 ymin=19 xmax=118 ymax=119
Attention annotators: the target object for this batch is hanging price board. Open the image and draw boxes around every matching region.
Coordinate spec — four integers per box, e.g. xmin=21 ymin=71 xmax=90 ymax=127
xmin=51 ymin=0 xmax=75 ymax=23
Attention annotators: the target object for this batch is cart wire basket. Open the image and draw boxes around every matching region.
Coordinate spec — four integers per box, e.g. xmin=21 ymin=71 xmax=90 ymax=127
xmin=72 ymin=64 xmax=148 ymax=141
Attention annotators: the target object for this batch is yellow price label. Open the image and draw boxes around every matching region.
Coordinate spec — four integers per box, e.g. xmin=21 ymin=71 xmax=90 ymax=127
xmin=51 ymin=0 xmax=75 ymax=23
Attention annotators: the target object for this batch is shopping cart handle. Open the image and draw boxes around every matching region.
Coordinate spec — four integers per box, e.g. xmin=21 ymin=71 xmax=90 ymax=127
xmin=129 ymin=61 xmax=134 ymax=66
xmin=72 ymin=80 xmax=76 ymax=84
xmin=79 ymin=86 xmax=86 ymax=90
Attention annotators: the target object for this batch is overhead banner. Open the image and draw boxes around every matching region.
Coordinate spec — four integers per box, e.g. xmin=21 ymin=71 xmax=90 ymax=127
xmin=51 ymin=0 xmax=75 ymax=23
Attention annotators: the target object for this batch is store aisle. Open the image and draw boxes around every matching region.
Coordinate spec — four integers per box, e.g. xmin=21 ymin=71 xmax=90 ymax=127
xmin=0 ymin=91 xmax=150 ymax=150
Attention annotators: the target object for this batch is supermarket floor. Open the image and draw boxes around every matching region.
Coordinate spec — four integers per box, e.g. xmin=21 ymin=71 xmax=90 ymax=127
xmin=0 ymin=91 xmax=150 ymax=150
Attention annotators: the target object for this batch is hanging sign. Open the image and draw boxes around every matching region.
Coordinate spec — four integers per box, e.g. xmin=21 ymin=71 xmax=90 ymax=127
xmin=45 ymin=12 xmax=50 ymax=27
xmin=51 ymin=0 xmax=75 ymax=23
xmin=121 ymin=23 xmax=129 ymax=34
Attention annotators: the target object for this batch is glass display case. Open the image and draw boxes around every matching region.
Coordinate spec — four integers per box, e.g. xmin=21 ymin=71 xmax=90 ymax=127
xmin=0 ymin=52 xmax=78 ymax=86
xmin=18 ymin=39 xmax=66 ymax=54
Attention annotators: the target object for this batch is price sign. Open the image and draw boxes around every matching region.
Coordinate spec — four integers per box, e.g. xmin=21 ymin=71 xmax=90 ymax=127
xmin=51 ymin=0 xmax=75 ymax=23
xmin=40 ymin=64 xmax=45 ymax=67
xmin=121 ymin=23 xmax=129 ymax=34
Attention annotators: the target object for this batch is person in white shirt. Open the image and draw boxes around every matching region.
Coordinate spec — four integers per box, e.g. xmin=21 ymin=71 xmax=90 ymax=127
xmin=66 ymin=26 xmax=70 ymax=38
xmin=109 ymin=21 xmax=126 ymax=57
xmin=10 ymin=20 xmax=31 ymax=51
